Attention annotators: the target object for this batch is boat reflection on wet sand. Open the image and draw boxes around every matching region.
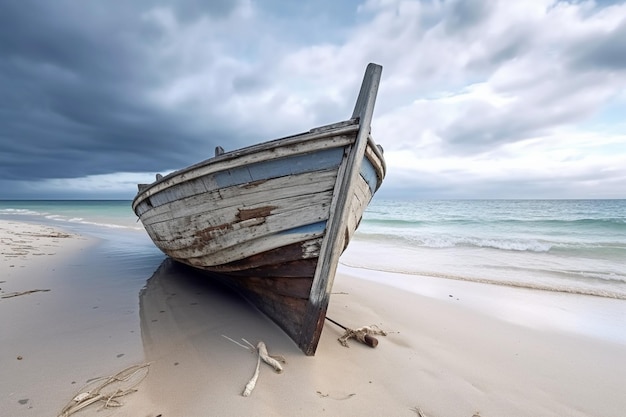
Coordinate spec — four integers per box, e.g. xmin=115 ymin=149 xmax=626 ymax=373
xmin=137 ymin=259 xmax=315 ymax=414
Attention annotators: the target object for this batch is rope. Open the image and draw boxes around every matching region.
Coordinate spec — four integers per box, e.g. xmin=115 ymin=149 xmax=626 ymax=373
xmin=338 ymin=325 xmax=387 ymax=347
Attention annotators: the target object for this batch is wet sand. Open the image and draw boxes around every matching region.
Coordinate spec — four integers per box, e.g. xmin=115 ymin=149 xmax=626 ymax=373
xmin=1 ymin=219 xmax=625 ymax=417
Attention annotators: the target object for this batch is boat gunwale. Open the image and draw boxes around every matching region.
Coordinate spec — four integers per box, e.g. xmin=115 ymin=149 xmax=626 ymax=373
xmin=132 ymin=121 xmax=363 ymax=210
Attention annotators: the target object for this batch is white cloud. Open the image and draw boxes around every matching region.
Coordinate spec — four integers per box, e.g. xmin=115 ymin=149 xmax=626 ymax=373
xmin=3 ymin=0 xmax=625 ymax=199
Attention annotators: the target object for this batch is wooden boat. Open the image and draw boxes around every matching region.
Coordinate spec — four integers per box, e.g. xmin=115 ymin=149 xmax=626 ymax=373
xmin=132 ymin=63 xmax=386 ymax=355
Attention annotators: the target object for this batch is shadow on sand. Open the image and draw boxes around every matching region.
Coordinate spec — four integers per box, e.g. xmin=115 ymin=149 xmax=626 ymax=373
xmin=139 ymin=258 xmax=303 ymax=355
xmin=136 ymin=259 xmax=305 ymax=409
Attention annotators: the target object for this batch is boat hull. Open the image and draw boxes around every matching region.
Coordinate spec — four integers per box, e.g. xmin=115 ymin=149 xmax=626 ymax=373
xmin=133 ymin=64 xmax=385 ymax=355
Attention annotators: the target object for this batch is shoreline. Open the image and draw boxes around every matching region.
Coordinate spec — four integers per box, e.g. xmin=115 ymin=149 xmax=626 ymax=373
xmin=0 ymin=219 xmax=98 ymax=304
xmin=1 ymin=219 xmax=625 ymax=417
xmin=0 ymin=220 xmax=147 ymax=417
xmin=340 ymin=261 xmax=626 ymax=346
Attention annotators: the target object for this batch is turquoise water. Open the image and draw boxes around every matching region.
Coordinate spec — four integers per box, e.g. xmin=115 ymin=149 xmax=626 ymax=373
xmin=360 ymin=199 xmax=625 ymax=256
xmin=1 ymin=199 xmax=625 ymax=299
xmin=0 ymin=200 xmax=141 ymax=230
xmin=344 ymin=199 xmax=626 ymax=299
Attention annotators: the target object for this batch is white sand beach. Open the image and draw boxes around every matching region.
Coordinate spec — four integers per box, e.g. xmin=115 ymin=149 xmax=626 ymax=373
xmin=1 ymin=219 xmax=625 ymax=417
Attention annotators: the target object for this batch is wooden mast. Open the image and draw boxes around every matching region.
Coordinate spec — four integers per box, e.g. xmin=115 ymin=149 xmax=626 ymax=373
xmin=299 ymin=63 xmax=383 ymax=355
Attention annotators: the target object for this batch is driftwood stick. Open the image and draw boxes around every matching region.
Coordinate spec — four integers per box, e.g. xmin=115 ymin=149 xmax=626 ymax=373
xmin=221 ymin=335 xmax=252 ymax=351
xmin=242 ymin=354 xmax=261 ymax=397
xmin=241 ymin=342 xmax=284 ymax=397
xmin=58 ymin=363 xmax=150 ymax=417
xmin=242 ymin=338 xmax=255 ymax=350
xmin=257 ymin=342 xmax=283 ymax=373
xmin=2 ymin=289 xmax=50 ymax=299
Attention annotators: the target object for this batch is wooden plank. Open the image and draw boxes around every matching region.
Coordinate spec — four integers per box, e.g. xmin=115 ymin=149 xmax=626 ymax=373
xmin=140 ymin=176 xmax=331 ymax=257
xmin=144 ymin=148 xmax=343 ymax=210
xmin=359 ymin=155 xmax=379 ymax=195
xmin=185 ymin=227 xmax=324 ymax=267
xmin=206 ymin=239 xmax=322 ymax=275
xmin=309 ymin=118 xmax=358 ymax=133
xmin=146 ymin=183 xmax=333 ymax=235
xmin=199 ymin=268 xmax=309 ymax=342
xmin=143 ymin=195 xmax=331 ymax=257
xmin=345 ymin=175 xmax=373 ymax=241
xmin=365 ymin=136 xmax=386 ymax=180
xmin=151 ymin=201 xmax=329 ymax=254
xmin=145 ymin=174 xmax=335 ymax=238
xmin=231 ymin=275 xmax=313 ymax=299
xmin=141 ymin=168 xmax=338 ymax=225
xmin=132 ymin=132 xmax=356 ymax=210
xmin=299 ymin=63 xmax=382 ymax=355
xmin=234 ymin=289 xmax=307 ymax=344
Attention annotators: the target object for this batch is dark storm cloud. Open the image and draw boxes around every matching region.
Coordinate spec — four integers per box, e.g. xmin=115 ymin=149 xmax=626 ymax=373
xmin=0 ymin=0 xmax=247 ymax=182
xmin=444 ymin=0 xmax=494 ymax=34
xmin=568 ymin=19 xmax=626 ymax=71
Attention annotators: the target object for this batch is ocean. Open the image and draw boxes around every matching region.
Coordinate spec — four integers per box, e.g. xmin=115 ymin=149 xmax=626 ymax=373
xmin=1 ymin=199 xmax=625 ymax=301
xmin=346 ymin=199 xmax=626 ymax=300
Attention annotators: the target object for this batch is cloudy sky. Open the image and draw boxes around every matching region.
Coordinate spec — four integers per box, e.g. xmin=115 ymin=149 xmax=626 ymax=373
xmin=1 ymin=0 xmax=625 ymax=200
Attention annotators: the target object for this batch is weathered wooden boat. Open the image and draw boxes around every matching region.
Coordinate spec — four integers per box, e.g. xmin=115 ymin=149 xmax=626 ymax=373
xmin=132 ymin=63 xmax=386 ymax=355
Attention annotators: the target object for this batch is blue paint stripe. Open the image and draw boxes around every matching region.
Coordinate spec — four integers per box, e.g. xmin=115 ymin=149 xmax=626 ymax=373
xmin=278 ymin=221 xmax=327 ymax=235
xmin=215 ymin=147 xmax=344 ymax=189
xmin=360 ymin=157 xmax=379 ymax=194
